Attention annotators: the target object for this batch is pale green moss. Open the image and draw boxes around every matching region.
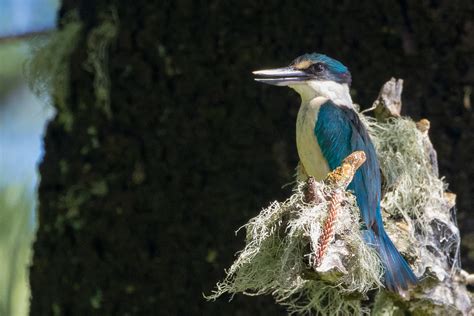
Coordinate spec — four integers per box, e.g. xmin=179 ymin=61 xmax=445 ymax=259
xmin=207 ymin=181 xmax=382 ymax=315
xmin=26 ymin=11 xmax=82 ymax=132
xmin=83 ymin=7 xmax=119 ymax=118
xmin=90 ymin=289 xmax=103 ymax=309
xmin=26 ymin=8 xmax=119 ymax=126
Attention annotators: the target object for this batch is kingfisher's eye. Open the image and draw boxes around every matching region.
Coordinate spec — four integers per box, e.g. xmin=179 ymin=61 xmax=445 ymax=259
xmin=310 ymin=63 xmax=325 ymax=73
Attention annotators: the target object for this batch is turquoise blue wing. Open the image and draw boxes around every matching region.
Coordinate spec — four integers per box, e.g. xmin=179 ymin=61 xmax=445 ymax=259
xmin=314 ymin=100 xmax=381 ymax=229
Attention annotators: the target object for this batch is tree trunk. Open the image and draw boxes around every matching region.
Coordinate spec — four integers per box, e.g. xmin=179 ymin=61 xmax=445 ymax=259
xmin=30 ymin=1 xmax=289 ymax=315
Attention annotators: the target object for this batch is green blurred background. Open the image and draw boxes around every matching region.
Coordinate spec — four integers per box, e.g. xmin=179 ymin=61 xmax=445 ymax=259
xmin=0 ymin=0 xmax=57 ymax=315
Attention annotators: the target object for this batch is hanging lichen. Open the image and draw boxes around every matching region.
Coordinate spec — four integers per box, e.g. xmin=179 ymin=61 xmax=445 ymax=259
xmin=83 ymin=7 xmax=119 ymax=119
xmin=207 ymin=176 xmax=383 ymax=315
xmin=25 ymin=11 xmax=82 ymax=131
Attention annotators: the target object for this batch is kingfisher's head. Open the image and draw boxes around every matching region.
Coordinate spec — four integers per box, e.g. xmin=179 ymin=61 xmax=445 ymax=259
xmin=253 ymin=53 xmax=352 ymax=105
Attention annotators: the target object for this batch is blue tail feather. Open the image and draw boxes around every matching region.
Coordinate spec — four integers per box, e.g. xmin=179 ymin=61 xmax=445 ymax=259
xmin=365 ymin=227 xmax=417 ymax=292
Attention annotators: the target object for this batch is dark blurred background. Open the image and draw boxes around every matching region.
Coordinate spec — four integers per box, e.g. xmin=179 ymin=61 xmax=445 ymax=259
xmin=1 ymin=0 xmax=473 ymax=315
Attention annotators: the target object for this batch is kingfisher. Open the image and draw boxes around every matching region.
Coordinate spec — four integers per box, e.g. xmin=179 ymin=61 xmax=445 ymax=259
xmin=253 ymin=53 xmax=417 ymax=293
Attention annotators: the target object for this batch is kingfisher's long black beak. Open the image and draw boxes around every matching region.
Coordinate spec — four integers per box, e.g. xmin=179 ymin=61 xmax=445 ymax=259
xmin=253 ymin=67 xmax=310 ymax=86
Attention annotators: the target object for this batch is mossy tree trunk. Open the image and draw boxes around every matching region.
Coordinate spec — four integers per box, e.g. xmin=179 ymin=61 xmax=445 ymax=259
xmin=30 ymin=1 xmax=289 ymax=315
xmin=30 ymin=0 xmax=473 ymax=315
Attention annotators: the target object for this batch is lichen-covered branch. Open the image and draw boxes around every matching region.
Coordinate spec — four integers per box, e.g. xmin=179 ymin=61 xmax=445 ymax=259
xmin=313 ymin=151 xmax=366 ymax=266
xmin=324 ymin=151 xmax=367 ymax=189
xmin=207 ymin=150 xmax=382 ymax=315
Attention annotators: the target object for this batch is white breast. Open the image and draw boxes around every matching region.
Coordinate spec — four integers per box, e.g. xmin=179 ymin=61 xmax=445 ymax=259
xmin=296 ymin=96 xmax=331 ymax=181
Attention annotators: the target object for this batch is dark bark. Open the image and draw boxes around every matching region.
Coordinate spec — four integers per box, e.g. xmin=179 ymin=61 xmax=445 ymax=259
xmin=30 ymin=0 xmax=474 ymax=315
